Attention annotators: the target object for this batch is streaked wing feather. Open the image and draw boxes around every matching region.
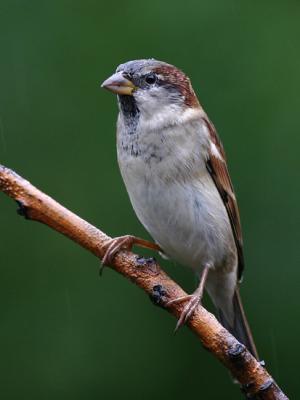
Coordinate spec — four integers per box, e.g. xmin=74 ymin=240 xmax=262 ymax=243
xmin=203 ymin=117 xmax=244 ymax=280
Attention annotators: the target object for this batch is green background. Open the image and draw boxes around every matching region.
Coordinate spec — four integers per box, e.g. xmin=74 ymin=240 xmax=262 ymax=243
xmin=0 ymin=1 xmax=299 ymax=398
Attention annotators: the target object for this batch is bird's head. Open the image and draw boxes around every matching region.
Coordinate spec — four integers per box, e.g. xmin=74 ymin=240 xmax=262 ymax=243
xmin=101 ymin=59 xmax=200 ymax=123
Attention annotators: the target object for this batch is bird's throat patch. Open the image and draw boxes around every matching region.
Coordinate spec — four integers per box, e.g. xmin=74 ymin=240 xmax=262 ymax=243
xmin=118 ymin=95 xmax=140 ymax=135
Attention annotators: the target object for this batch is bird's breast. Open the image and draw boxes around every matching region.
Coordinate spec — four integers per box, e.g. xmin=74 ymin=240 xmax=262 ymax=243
xmin=117 ymin=119 xmax=237 ymax=272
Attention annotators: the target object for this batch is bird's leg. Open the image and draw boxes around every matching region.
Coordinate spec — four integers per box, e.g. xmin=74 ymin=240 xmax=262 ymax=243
xmin=100 ymin=235 xmax=161 ymax=274
xmin=166 ymin=264 xmax=210 ymax=332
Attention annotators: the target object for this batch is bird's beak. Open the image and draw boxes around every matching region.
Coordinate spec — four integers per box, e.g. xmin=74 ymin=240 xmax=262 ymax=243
xmin=101 ymin=72 xmax=136 ymax=95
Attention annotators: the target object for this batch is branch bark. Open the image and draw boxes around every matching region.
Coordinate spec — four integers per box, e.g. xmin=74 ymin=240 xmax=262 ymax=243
xmin=0 ymin=164 xmax=288 ymax=400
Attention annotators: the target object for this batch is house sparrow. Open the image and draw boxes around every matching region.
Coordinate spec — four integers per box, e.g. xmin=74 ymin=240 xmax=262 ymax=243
xmin=101 ymin=59 xmax=258 ymax=359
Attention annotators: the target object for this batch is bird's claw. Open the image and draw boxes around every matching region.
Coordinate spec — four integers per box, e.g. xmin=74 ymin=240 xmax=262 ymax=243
xmin=100 ymin=235 xmax=135 ymax=275
xmin=166 ymin=293 xmax=202 ymax=332
xmin=99 ymin=235 xmax=161 ymax=276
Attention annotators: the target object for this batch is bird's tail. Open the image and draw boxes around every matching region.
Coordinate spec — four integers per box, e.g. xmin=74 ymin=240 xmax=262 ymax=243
xmin=218 ymin=288 xmax=259 ymax=360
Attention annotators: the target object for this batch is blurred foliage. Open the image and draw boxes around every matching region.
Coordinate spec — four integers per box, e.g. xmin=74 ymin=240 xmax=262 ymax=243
xmin=0 ymin=1 xmax=299 ymax=398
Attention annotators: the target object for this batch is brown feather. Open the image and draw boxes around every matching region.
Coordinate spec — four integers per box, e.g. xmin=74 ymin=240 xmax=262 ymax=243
xmin=203 ymin=117 xmax=244 ymax=280
xmin=153 ymin=65 xmax=200 ymax=108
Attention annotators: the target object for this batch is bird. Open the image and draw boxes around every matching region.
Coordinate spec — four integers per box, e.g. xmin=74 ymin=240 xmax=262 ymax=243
xmin=101 ymin=58 xmax=258 ymax=359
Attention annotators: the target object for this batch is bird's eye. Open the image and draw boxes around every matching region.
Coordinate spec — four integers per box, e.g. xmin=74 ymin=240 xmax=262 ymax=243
xmin=145 ymin=73 xmax=157 ymax=85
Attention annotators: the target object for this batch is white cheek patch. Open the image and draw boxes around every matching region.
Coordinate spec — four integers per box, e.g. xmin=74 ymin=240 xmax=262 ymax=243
xmin=135 ymin=90 xmax=204 ymax=132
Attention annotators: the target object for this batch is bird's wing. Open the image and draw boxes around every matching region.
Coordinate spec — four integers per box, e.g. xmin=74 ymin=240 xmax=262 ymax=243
xmin=202 ymin=117 xmax=244 ymax=280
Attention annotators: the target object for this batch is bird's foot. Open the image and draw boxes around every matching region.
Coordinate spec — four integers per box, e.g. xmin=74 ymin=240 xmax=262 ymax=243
xmin=166 ymin=290 xmax=203 ymax=332
xmin=100 ymin=235 xmax=161 ymax=275
xmin=166 ymin=264 xmax=210 ymax=332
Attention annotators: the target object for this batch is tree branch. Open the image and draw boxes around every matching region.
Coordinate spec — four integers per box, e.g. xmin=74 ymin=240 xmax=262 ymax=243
xmin=0 ymin=164 xmax=288 ymax=400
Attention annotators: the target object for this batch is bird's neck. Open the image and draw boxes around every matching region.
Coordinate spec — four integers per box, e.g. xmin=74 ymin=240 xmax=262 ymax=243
xmin=117 ymin=106 xmax=210 ymax=182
